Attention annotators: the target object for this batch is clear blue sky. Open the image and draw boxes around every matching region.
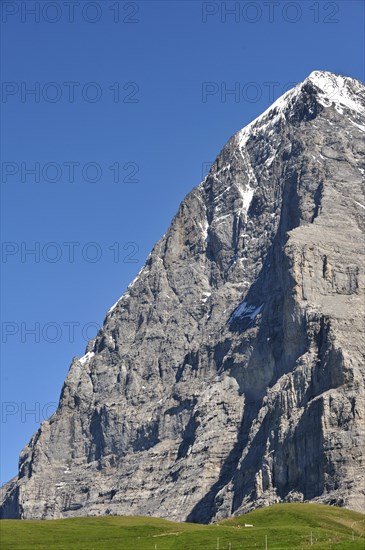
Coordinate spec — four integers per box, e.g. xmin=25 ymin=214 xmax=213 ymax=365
xmin=1 ymin=0 xmax=364 ymax=485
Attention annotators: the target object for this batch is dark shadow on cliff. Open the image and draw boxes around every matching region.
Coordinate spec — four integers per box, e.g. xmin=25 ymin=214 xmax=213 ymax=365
xmin=186 ymin=395 xmax=264 ymax=523
xmin=186 ymin=142 xmax=325 ymax=522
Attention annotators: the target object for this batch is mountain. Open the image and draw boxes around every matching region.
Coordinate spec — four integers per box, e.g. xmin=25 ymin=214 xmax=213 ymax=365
xmin=1 ymin=70 xmax=364 ymax=522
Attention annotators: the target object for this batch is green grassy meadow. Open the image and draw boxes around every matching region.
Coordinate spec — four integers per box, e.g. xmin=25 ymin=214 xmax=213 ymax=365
xmin=0 ymin=503 xmax=364 ymax=549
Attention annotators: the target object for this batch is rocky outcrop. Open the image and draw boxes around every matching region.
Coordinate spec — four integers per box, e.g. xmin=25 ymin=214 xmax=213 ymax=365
xmin=1 ymin=71 xmax=364 ymax=522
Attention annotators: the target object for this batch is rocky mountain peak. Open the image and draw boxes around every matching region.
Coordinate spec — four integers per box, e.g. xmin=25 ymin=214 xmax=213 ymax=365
xmin=1 ymin=71 xmax=364 ymax=522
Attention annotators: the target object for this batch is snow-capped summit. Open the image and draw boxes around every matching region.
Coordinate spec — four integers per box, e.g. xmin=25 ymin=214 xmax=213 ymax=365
xmin=238 ymin=70 xmax=364 ymax=148
xmin=306 ymin=70 xmax=365 ymax=115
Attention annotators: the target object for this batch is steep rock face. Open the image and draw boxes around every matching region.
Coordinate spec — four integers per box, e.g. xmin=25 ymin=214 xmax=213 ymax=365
xmin=1 ymin=71 xmax=364 ymax=521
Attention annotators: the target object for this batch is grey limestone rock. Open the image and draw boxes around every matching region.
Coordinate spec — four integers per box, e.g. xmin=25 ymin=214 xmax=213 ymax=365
xmin=1 ymin=70 xmax=364 ymax=522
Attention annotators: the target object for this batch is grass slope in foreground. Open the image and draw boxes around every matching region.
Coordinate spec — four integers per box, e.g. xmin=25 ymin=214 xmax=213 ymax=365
xmin=0 ymin=503 xmax=364 ymax=549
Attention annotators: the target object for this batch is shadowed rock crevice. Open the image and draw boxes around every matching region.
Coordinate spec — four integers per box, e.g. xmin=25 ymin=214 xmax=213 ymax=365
xmin=186 ymin=397 xmax=263 ymax=524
